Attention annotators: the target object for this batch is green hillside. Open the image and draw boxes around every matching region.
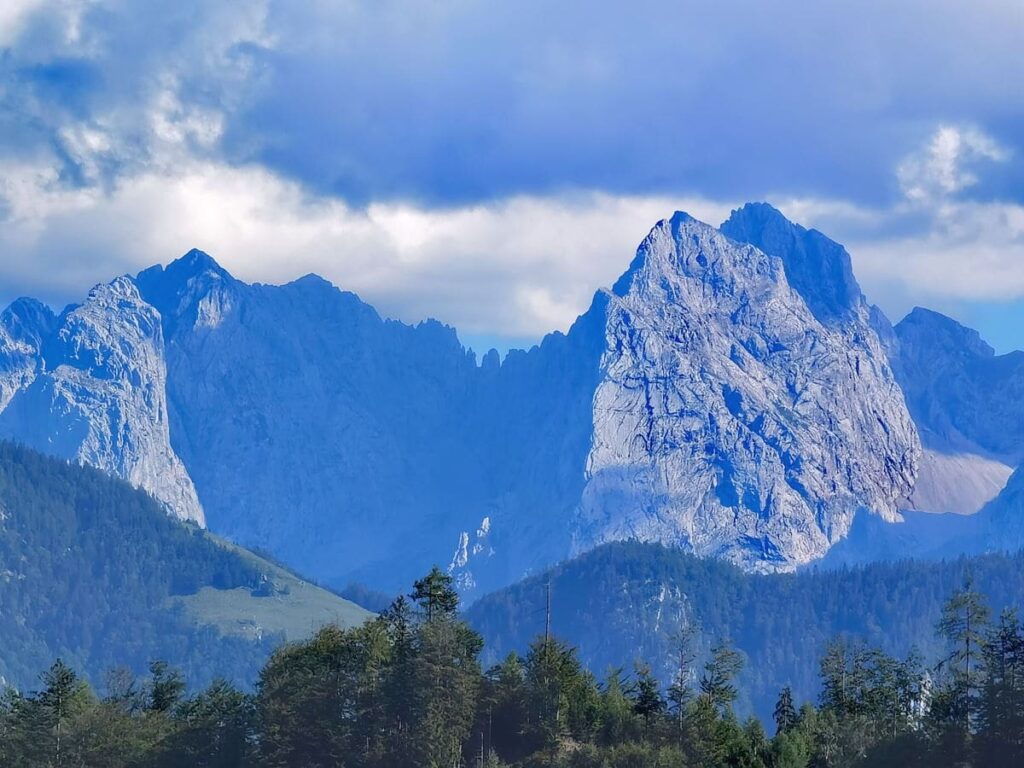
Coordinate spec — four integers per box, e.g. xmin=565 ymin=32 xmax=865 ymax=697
xmin=171 ymin=536 xmax=371 ymax=641
xmin=0 ymin=442 xmax=369 ymax=692
xmin=467 ymin=540 xmax=1024 ymax=722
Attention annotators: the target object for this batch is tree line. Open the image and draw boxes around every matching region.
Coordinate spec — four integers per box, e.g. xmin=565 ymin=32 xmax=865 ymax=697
xmin=2 ymin=568 xmax=1023 ymax=767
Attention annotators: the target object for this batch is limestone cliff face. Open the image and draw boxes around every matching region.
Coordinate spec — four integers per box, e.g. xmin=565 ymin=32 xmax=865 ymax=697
xmin=574 ymin=213 xmax=919 ymax=572
xmin=0 ymin=278 xmax=203 ymax=524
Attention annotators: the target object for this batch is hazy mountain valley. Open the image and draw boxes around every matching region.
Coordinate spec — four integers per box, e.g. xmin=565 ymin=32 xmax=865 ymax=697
xmin=3 ymin=205 xmax=1024 ymax=766
xmin=2 ymin=205 xmax=1020 ymax=597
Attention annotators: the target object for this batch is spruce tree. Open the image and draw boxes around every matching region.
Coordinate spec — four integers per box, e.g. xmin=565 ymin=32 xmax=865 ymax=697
xmin=667 ymin=624 xmax=697 ymax=731
xmin=978 ymin=608 xmax=1024 ymax=764
xmin=410 ymin=566 xmax=460 ymax=621
xmin=631 ymin=662 xmax=665 ymax=735
xmin=147 ymin=661 xmax=186 ymax=714
xmin=773 ymin=686 xmax=798 ymax=734
xmin=936 ymin=575 xmax=990 ymax=734
xmin=700 ymin=640 xmax=743 ymax=713
xmin=37 ymin=660 xmax=92 ymax=768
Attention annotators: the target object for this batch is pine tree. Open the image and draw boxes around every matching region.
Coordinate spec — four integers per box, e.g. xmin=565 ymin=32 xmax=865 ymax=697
xmin=37 ymin=660 xmax=92 ymax=767
xmin=667 ymin=624 xmax=697 ymax=732
xmin=381 ymin=594 xmax=416 ymax=758
xmin=773 ymin=686 xmax=798 ymax=734
xmin=936 ymin=575 xmax=990 ymax=733
xmin=597 ymin=667 xmax=637 ymax=747
xmin=410 ymin=566 xmax=460 ymax=621
xmin=631 ymin=662 xmax=664 ymax=735
xmin=978 ymin=608 xmax=1024 ymax=764
xmin=700 ymin=640 xmax=743 ymax=714
xmin=523 ymin=636 xmax=598 ymax=752
xmin=157 ymin=679 xmax=255 ymax=768
xmin=147 ymin=661 xmax=186 ymax=714
xmin=408 ymin=616 xmax=483 ymax=768
xmin=482 ymin=653 xmax=529 ymax=763
xmin=819 ymin=638 xmax=873 ymax=717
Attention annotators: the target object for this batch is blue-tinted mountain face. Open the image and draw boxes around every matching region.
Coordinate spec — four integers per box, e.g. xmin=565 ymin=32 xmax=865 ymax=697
xmin=0 ymin=205 xmax=1019 ymax=594
xmin=576 ymin=212 xmax=917 ymax=573
xmin=894 ymin=306 xmax=1024 ymax=462
xmin=720 ymin=202 xmax=863 ymax=325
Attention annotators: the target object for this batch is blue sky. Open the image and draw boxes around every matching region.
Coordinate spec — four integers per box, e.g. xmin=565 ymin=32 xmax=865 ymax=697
xmin=1 ymin=1 xmax=1022 ymax=354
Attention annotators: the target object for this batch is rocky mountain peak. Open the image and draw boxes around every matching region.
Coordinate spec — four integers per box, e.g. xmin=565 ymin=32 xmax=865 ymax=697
xmin=720 ymin=202 xmax=862 ymax=325
xmin=893 ymin=306 xmax=1024 ymax=466
xmin=611 ymin=211 xmax=728 ymax=297
xmin=136 ymin=250 xmax=238 ymax=337
xmin=164 ymin=248 xmax=232 ymax=283
xmin=576 ymin=210 xmax=918 ymax=572
xmin=0 ymin=207 xmax=940 ymax=590
xmin=896 ymin=307 xmax=996 ymax=360
xmin=0 ymin=276 xmax=205 ymax=525
xmin=1 ymin=298 xmax=56 ymax=347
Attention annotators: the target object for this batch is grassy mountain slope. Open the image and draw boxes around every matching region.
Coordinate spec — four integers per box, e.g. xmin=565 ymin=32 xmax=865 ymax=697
xmin=466 ymin=541 xmax=1024 ymax=722
xmin=0 ymin=442 xmax=369 ymax=692
xmin=172 ymin=536 xmax=371 ymax=641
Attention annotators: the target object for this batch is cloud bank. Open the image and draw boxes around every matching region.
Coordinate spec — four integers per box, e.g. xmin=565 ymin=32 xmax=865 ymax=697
xmin=0 ymin=1 xmax=1022 ymax=350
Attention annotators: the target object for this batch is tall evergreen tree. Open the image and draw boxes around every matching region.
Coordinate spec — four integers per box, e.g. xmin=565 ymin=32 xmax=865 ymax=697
xmin=407 ymin=616 xmax=483 ymax=768
xmin=773 ymin=686 xmax=798 ymax=734
xmin=666 ymin=624 xmax=697 ymax=730
xmin=37 ymin=660 xmax=93 ymax=768
xmin=147 ymin=661 xmax=186 ymax=714
xmin=410 ymin=566 xmax=460 ymax=621
xmin=631 ymin=662 xmax=664 ymax=734
xmin=935 ymin=576 xmax=991 ymax=733
xmin=700 ymin=640 xmax=743 ymax=714
xmin=978 ymin=608 xmax=1024 ymax=764
xmin=481 ymin=653 xmax=529 ymax=763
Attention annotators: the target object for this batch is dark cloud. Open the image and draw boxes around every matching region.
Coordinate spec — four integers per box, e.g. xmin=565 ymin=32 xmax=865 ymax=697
xmin=3 ymin=1 xmax=1022 ymax=206
xmin=215 ymin=0 xmax=1024 ymax=207
xmin=0 ymin=1 xmax=1023 ymax=350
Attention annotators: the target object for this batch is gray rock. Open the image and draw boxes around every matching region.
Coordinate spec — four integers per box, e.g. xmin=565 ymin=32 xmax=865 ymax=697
xmin=0 ymin=278 xmax=203 ymax=524
xmin=574 ymin=213 xmax=919 ymax=572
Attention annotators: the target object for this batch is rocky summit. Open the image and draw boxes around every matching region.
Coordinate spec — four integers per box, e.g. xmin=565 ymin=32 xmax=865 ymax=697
xmin=2 ymin=204 xmax=1020 ymax=594
xmin=575 ymin=211 xmax=919 ymax=572
xmin=0 ymin=278 xmax=203 ymax=525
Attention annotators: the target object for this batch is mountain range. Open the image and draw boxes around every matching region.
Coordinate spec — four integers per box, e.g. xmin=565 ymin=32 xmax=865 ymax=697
xmin=1 ymin=203 xmax=1021 ymax=596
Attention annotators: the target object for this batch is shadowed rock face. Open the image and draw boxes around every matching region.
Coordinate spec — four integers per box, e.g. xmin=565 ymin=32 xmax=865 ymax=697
xmin=137 ymin=251 xmax=492 ymax=588
xmin=884 ymin=306 xmax=1024 ymax=518
xmin=720 ymin=202 xmax=863 ymax=326
xmin=0 ymin=207 xmax=931 ymax=590
xmin=893 ymin=307 xmax=1024 ymax=464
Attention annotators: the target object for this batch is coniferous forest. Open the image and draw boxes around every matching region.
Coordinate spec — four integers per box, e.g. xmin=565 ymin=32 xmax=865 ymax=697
xmin=0 ymin=442 xmax=272 ymax=688
xmin=0 ymin=441 xmax=367 ymax=695
xmin=4 ymin=566 xmax=1024 ymax=767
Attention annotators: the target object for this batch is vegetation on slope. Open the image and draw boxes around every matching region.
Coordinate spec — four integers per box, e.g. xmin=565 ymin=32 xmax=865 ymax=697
xmin=466 ymin=541 xmax=1024 ymax=722
xmin=3 ymin=567 xmax=1023 ymax=767
xmin=0 ymin=441 xmax=368 ymax=692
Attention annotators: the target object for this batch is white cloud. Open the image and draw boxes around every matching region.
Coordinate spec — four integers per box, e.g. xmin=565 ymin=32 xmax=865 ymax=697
xmin=0 ymin=0 xmax=49 ymax=47
xmin=0 ymin=158 xmax=732 ymax=340
xmin=767 ymin=126 xmax=1023 ymax=329
xmin=1 ymin=117 xmax=1022 ymax=348
xmin=897 ymin=125 xmax=1010 ymax=203
xmin=849 ymin=201 xmax=1024 ymax=304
